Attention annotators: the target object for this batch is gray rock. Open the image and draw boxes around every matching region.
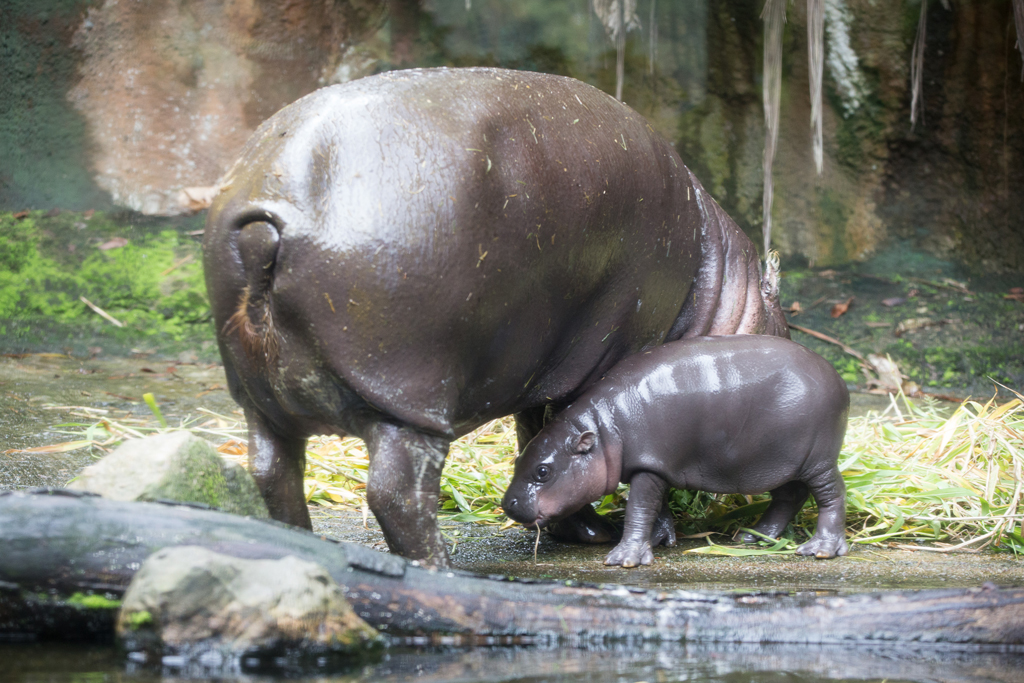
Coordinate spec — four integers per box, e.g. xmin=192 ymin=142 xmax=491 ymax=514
xmin=69 ymin=431 xmax=269 ymax=518
xmin=117 ymin=546 xmax=381 ymax=659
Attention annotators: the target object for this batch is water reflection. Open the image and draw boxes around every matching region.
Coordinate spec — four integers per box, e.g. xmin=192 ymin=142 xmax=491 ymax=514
xmin=4 ymin=641 xmax=1022 ymax=682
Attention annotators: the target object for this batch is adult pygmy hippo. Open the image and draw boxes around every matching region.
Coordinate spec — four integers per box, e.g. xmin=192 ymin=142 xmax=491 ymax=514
xmin=204 ymin=67 xmax=789 ymax=568
xmin=502 ymin=335 xmax=850 ymax=566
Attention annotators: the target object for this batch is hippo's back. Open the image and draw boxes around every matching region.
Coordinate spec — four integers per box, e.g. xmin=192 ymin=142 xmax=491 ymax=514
xmin=206 ymin=68 xmax=707 ymax=437
xmin=600 ymin=335 xmax=850 ymax=433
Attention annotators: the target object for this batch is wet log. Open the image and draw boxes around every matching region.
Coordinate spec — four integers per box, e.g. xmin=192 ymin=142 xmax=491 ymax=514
xmin=1 ymin=489 xmax=1023 ymax=649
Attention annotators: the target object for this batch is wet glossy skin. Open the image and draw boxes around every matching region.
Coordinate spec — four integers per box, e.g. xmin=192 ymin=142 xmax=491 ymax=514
xmin=204 ymin=68 xmax=788 ymax=567
xmin=503 ymin=335 xmax=850 ymax=566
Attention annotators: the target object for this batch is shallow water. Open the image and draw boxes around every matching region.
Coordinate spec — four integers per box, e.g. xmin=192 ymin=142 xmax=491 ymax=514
xmin=4 ymin=641 xmax=1024 ymax=683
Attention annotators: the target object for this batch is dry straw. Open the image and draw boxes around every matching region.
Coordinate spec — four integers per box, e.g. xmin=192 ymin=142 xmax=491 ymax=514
xmin=30 ymin=390 xmax=1024 ymax=554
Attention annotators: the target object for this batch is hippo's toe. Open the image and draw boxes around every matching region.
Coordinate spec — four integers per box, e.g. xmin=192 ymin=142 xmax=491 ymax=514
xmin=604 ymin=539 xmax=654 ymax=567
xmin=795 ymin=535 xmax=849 ymax=559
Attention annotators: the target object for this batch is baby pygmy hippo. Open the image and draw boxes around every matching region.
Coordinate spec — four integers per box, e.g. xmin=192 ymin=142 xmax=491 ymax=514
xmin=502 ymin=335 xmax=850 ymax=567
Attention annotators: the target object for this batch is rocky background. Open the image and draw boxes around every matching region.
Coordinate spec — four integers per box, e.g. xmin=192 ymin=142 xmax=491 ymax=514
xmin=2 ymin=0 xmax=1022 ymax=271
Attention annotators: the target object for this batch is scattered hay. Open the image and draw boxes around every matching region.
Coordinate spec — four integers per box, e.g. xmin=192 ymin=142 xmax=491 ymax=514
xmin=31 ymin=390 xmax=1024 ymax=553
xmin=841 ymin=390 xmax=1024 ymax=553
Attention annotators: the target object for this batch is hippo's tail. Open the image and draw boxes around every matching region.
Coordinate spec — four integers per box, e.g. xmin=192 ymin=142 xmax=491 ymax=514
xmin=668 ymin=174 xmax=790 ymax=340
xmin=218 ymin=219 xmax=282 ymax=367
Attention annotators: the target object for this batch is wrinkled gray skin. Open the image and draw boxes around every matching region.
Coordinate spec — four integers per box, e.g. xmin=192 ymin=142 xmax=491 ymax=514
xmin=502 ymin=335 xmax=850 ymax=567
xmin=204 ymin=67 xmax=789 ymax=568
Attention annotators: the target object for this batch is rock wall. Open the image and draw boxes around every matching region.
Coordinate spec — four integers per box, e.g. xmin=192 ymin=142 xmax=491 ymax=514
xmin=3 ymin=0 xmax=1022 ymax=270
xmin=676 ymin=0 xmax=1024 ymax=271
xmin=879 ymin=1 xmax=1024 ymax=272
xmin=67 ymin=0 xmax=383 ymax=215
xmin=0 ymin=1 xmax=110 ymax=211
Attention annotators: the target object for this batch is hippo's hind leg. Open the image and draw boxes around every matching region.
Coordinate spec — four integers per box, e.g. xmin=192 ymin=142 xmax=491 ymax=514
xmin=244 ymin=406 xmax=312 ymax=529
xmin=737 ymin=480 xmax=809 ymax=544
xmin=649 ymin=497 xmax=677 ymax=548
xmin=365 ymin=421 xmax=451 ymax=568
xmin=515 ymin=407 xmax=617 ymax=545
xmin=795 ymin=465 xmax=849 ymax=559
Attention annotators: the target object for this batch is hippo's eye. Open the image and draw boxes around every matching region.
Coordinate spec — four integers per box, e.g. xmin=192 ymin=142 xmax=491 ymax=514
xmin=535 ymin=465 xmax=552 ymax=482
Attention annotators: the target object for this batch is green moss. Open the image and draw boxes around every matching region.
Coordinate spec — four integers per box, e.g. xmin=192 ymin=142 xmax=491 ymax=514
xmin=896 ymin=344 xmax=1024 ymax=388
xmin=67 ymin=592 xmax=121 ymax=609
xmin=827 ymin=67 xmax=888 ymax=171
xmin=0 ymin=210 xmax=212 ymax=350
xmin=837 ymin=357 xmax=861 ymax=383
xmin=778 ymin=260 xmax=1023 ymax=395
xmin=124 ymin=609 xmax=153 ymax=629
xmin=815 ymin=188 xmax=851 ymax=263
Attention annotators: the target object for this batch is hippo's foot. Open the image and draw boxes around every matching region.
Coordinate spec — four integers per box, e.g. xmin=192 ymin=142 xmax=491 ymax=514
xmin=649 ymin=500 xmax=677 ymax=548
xmin=736 ymin=523 xmax=784 ymax=544
xmin=546 ymin=505 xmax=618 ymax=544
xmin=795 ymin=534 xmax=849 ymax=559
xmin=736 ymin=529 xmax=773 ymax=544
xmin=604 ymin=539 xmax=653 ymax=567
xmin=737 ymin=481 xmax=809 ymax=544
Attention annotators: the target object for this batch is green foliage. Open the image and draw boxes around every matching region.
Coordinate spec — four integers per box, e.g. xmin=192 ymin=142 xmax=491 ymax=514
xmin=891 ymin=344 xmax=1023 ymax=389
xmin=0 ymin=211 xmax=211 ymax=343
xmin=0 ymin=214 xmax=77 ymax=317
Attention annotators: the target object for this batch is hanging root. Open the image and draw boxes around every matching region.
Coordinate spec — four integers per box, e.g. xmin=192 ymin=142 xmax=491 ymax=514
xmin=760 ymin=0 xmax=786 ymax=256
xmin=224 ymin=286 xmax=279 ymax=367
xmin=910 ymin=0 xmax=929 ymax=129
xmin=1014 ymin=0 xmax=1024 ymax=81
xmin=807 ymin=0 xmax=824 ymax=174
xmin=761 ymin=250 xmax=781 ymax=304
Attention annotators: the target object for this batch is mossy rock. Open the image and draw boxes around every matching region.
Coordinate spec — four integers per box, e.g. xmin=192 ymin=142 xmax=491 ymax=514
xmin=69 ymin=431 xmax=269 ymax=518
xmin=117 ymin=546 xmax=382 ymax=661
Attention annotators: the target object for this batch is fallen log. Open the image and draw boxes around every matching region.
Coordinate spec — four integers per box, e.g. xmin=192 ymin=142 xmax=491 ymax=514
xmin=1 ymin=489 xmax=1023 ymax=649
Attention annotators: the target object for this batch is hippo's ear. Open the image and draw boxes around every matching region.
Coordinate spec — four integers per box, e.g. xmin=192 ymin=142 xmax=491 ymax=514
xmin=574 ymin=431 xmax=596 ymax=454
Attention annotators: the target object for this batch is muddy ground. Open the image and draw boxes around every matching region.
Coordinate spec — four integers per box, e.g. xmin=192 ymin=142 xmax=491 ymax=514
xmin=2 ymin=353 xmax=1021 ymax=595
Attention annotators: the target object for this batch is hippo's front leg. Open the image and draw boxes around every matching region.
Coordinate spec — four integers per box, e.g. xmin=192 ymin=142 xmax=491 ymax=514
xmin=605 ymin=472 xmax=670 ymax=567
xmin=245 ymin=406 xmax=312 ymax=529
xmin=365 ymin=421 xmax=451 ymax=568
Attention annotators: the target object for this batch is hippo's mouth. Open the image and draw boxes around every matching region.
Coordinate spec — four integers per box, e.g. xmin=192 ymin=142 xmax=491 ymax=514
xmin=529 ymin=515 xmax=551 ymax=529
xmin=506 ymin=513 xmax=549 ymax=529
xmin=504 ymin=509 xmax=551 ymax=530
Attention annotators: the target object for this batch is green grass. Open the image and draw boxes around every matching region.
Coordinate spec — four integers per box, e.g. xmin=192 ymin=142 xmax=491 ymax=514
xmin=24 ymin=391 xmax=1024 ymax=554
